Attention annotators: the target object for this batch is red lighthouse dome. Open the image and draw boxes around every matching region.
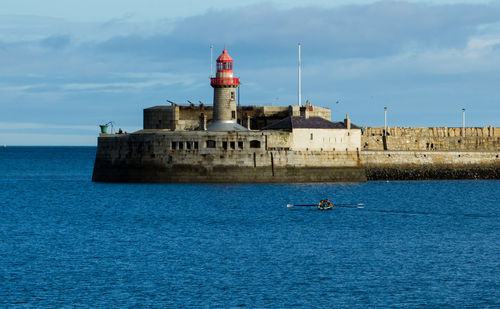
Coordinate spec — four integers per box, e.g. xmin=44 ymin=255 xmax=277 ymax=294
xmin=211 ymin=48 xmax=239 ymax=86
xmin=216 ymin=48 xmax=233 ymax=62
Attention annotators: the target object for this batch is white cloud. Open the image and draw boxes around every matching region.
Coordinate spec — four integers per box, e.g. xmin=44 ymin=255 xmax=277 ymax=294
xmin=0 ymin=72 xmax=202 ymax=96
xmin=467 ymin=37 xmax=500 ymax=51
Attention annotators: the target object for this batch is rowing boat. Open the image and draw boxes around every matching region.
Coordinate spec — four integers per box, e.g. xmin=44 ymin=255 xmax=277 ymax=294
xmin=286 ymin=201 xmax=364 ymax=209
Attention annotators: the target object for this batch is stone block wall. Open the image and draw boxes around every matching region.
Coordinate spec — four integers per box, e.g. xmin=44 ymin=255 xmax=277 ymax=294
xmin=144 ymin=105 xmax=214 ymax=131
xmin=93 ymin=131 xmax=365 ymax=182
xmin=94 ymin=131 xmax=362 ymax=169
xmin=143 ymin=106 xmax=177 ymax=130
xmin=361 ymin=150 xmax=499 ymax=165
xmin=361 ymin=150 xmax=499 ymax=180
xmin=144 ymin=104 xmax=332 ymax=131
xmin=93 ymin=132 xmax=499 ymax=182
xmin=362 ymin=127 xmax=499 ymax=151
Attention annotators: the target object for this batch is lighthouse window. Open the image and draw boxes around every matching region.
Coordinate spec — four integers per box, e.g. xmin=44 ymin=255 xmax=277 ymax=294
xmin=310 ymin=133 xmax=313 ymax=140
xmin=231 ymin=92 xmax=235 ymax=99
xmin=232 ymin=111 xmax=236 ymax=119
xmin=217 ymin=63 xmax=223 ymax=71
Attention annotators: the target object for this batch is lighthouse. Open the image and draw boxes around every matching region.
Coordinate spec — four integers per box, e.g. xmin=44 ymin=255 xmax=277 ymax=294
xmin=207 ymin=48 xmax=248 ymax=130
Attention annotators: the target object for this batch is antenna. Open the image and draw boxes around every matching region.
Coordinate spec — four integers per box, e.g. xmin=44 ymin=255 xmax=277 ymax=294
xmin=298 ymin=43 xmax=302 ymax=106
xmin=210 ymin=44 xmax=213 ymax=77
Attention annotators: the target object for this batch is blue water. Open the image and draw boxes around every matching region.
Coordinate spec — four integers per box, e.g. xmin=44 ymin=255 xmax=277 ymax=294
xmin=0 ymin=147 xmax=499 ymax=307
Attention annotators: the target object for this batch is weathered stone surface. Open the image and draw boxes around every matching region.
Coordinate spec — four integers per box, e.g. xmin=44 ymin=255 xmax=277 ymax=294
xmin=365 ymin=164 xmax=500 ymax=180
xmin=361 ymin=150 xmax=499 ymax=180
xmin=144 ymin=104 xmax=332 ymax=131
xmin=92 ymin=160 xmax=366 ymax=183
xmin=362 ymin=127 xmax=500 ymax=151
xmin=92 ymin=131 xmax=499 ymax=182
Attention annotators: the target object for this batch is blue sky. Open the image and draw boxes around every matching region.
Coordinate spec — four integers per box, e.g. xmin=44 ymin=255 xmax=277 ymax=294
xmin=1 ymin=0 xmax=500 ymax=145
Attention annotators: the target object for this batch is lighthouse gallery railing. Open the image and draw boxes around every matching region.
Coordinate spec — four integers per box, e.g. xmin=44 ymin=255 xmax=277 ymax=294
xmin=210 ymin=77 xmax=240 ymax=86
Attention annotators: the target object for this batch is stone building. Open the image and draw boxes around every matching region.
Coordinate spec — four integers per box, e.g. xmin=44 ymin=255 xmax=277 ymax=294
xmin=143 ymin=102 xmax=331 ymax=131
xmin=264 ymin=114 xmax=360 ymax=151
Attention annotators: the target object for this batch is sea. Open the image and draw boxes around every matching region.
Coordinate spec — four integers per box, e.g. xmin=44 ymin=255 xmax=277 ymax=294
xmin=0 ymin=146 xmax=498 ymax=308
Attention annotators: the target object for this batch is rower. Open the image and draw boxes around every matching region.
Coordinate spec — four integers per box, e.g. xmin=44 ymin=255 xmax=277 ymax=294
xmin=318 ymin=199 xmax=333 ymax=210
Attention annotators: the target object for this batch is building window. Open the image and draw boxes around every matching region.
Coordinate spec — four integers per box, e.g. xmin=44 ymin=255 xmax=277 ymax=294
xmin=222 ymin=141 xmax=228 ymax=150
xmin=230 ymin=141 xmax=235 ymax=149
xmin=171 ymin=141 xmax=177 ymax=150
xmin=310 ymin=133 xmax=313 ymax=140
xmin=186 ymin=141 xmax=192 ymax=150
xmin=194 ymin=141 xmax=199 ymax=149
xmin=238 ymin=141 xmax=243 ymax=149
xmin=178 ymin=142 xmax=184 ymax=150
xmin=250 ymin=140 xmax=261 ymax=148
xmin=206 ymin=140 xmax=216 ymax=148
xmin=231 ymin=111 xmax=236 ymax=119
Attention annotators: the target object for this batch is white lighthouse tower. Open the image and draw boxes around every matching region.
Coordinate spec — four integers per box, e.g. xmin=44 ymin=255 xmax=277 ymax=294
xmin=207 ymin=48 xmax=247 ymax=130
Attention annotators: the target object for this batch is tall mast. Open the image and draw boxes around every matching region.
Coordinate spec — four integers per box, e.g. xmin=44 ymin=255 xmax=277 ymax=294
xmin=210 ymin=44 xmax=213 ymax=77
xmin=298 ymin=43 xmax=302 ymax=106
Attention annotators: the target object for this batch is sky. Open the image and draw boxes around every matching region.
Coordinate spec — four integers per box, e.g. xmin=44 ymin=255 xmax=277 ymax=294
xmin=1 ymin=0 xmax=500 ymax=145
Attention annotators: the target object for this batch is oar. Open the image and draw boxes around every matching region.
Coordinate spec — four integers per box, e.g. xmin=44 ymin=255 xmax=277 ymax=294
xmin=334 ymin=205 xmax=364 ymax=209
xmin=286 ymin=204 xmax=317 ymax=207
xmin=336 ymin=203 xmax=364 ymax=207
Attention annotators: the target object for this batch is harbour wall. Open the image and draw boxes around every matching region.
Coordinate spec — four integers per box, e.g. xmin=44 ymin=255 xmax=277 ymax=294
xmin=362 ymin=150 xmax=499 ymax=180
xmin=362 ymin=127 xmax=499 ymax=151
xmin=92 ymin=132 xmax=365 ymax=183
xmin=92 ymin=132 xmax=499 ymax=182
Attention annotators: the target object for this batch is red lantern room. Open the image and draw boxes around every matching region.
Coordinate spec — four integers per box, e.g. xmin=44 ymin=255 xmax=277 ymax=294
xmin=210 ymin=48 xmax=240 ymax=87
xmin=217 ymin=48 xmax=233 ymax=71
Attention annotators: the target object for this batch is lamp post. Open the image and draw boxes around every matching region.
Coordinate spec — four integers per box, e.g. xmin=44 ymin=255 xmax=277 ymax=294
xmin=298 ymin=42 xmax=301 ymax=106
xmin=384 ymin=107 xmax=387 ymax=136
xmin=462 ymin=108 xmax=466 ymax=137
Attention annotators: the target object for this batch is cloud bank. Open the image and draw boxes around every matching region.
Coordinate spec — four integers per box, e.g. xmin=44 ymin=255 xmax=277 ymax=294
xmin=1 ymin=1 xmax=499 ymax=145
